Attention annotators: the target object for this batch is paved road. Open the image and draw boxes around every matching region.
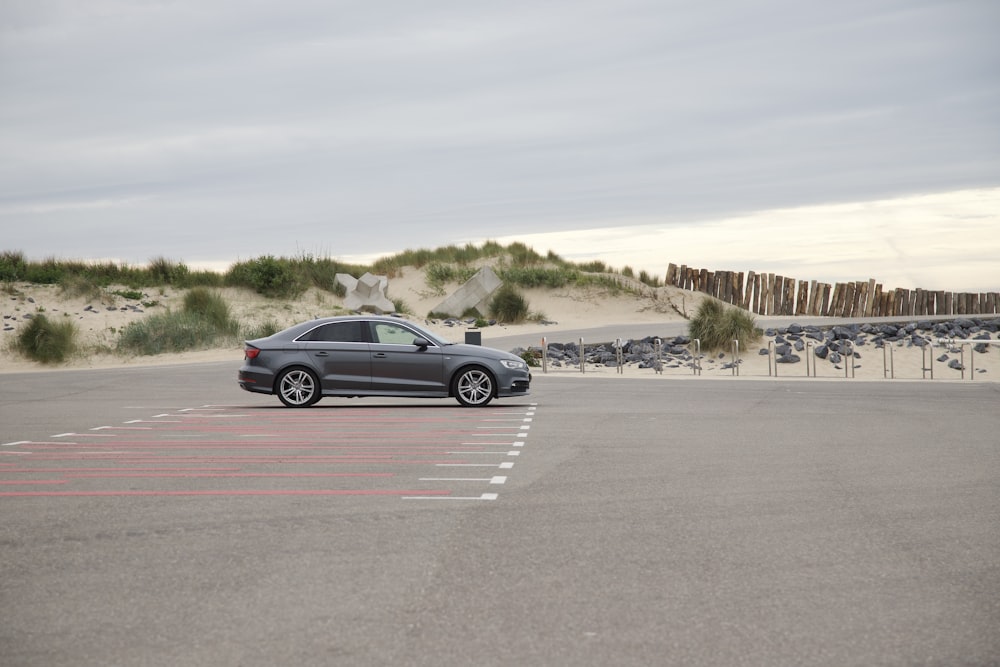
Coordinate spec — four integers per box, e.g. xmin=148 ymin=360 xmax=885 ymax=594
xmin=481 ymin=313 xmax=970 ymax=351
xmin=1 ymin=363 xmax=998 ymax=666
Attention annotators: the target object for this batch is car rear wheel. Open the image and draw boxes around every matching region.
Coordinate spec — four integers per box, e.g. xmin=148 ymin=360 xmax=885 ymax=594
xmin=276 ymin=368 xmax=321 ymax=407
xmin=453 ymin=367 xmax=494 ymax=407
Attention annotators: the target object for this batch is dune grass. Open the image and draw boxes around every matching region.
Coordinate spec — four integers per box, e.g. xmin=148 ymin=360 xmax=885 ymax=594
xmin=489 ymin=284 xmax=530 ymax=323
xmin=0 ymin=241 xmax=666 ymax=303
xmin=117 ymin=288 xmax=243 ymax=355
xmin=14 ymin=314 xmax=79 ymax=364
xmin=688 ymin=298 xmax=762 ymax=352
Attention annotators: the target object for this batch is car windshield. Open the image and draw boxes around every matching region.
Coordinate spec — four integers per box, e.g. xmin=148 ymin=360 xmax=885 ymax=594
xmin=407 ymin=321 xmax=453 ymax=347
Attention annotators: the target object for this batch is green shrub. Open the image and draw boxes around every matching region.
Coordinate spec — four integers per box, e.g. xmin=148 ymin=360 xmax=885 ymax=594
xmin=111 ymin=288 xmax=145 ymax=301
xmin=15 ymin=314 xmax=78 ymax=363
xmin=243 ymin=319 xmax=282 ymax=340
xmin=499 ymin=266 xmax=578 ymax=288
xmin=489 ymin=284 xmax=530 ymax=323
xmin=117 ymin=311 xmax=223 ymax=355
xmin=688 ymin=299 xmax=761 ymax=352
xmin=23 ymin=257 xmax=67 ymax=284
xmin=183 ymin=288 xmax=239 ymax=334
xmin=147 ymin=257 xmax=190 ymax=285
xmin=226 ymin=255 xmax=304 ymax=298
xmin=0 ymin=250 xmax=27 ymax=282
xmin=519 ymin=349 xmax=540 ymax=367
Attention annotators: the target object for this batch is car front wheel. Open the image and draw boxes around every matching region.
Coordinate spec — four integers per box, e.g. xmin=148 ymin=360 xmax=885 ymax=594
xmin=453 ymin=367 xmax=494 ymax=407
xmin=276 ymin=368 xmax=321 ymax=407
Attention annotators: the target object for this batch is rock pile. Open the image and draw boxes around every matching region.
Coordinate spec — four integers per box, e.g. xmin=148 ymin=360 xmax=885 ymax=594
xmin=514 ymin=318 xmax=999 ymax=374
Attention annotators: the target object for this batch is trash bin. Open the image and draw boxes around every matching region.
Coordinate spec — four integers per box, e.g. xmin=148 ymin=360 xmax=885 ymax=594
xmin=465 ymin=330 xmax=482 ymax=345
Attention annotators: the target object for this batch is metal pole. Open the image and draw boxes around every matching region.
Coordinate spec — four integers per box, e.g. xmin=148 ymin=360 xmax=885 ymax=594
xmin=732 ymin=339 xmax=739 ymax=376
xmin=580 ymin=337 xmax=585 ymax=374
xmin=615 ymin=337 xmax=624 ymax=374
xmin=541 ymin=336 xmax=547 ymax=374
xmin=692 ymin=339 xmax=702 ymax=376
xmin=768 ymin=340 xmax=776 ymax=377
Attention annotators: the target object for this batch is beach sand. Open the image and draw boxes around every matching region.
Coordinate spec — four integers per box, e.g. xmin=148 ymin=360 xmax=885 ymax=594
xmin=2 ymin=266 xmax=997 ymax=382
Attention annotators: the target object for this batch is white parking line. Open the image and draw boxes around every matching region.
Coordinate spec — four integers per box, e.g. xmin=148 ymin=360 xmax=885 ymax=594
xmin=402 ymin=493 xmax=498 ymax=501
xmin=436 ymin=461 xmax=515 ymax=469
xmin=418 ymin=476 xmax=507 ymax=484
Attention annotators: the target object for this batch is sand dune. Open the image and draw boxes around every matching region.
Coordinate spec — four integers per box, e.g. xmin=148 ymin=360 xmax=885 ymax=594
xmin=2 ymin=266 xmax=997 ymax=382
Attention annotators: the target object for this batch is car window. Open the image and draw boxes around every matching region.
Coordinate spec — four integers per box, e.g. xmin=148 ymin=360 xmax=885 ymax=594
xmin=370 ymin=322 xmax=423 ymax=345
xmin=298 ymin=321 xmax=365 ymax=343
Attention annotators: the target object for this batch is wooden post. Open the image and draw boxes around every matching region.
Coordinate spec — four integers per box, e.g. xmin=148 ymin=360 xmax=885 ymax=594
xmin=784 ymin=278 xmax=795 ymax=315
xmin=665 ymin=263 xmax=677 ymax=286
xmin=796 ymin=280 xmax=808 ymax=315
xmin=863 ymin=279 xmax=877 ymax=317
xmin=844 ymin=282 xmax=857 ymax=317
xmin=753 ymin=273 xmax=762 ymax=314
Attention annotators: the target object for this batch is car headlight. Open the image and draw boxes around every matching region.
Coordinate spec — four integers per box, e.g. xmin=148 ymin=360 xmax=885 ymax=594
xmin=500 ymin=359 xmax=527 ymax=370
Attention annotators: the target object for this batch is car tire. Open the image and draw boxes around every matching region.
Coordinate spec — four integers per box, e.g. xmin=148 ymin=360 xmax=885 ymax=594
xmin=453 ymin=367 xmax=494 ymax=407
xmin=276 ymin=367 xmax=321 ymax=407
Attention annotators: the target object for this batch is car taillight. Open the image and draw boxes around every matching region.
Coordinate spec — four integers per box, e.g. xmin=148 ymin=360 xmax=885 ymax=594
xmin=245 ymin=347 xmax=261 ymax=360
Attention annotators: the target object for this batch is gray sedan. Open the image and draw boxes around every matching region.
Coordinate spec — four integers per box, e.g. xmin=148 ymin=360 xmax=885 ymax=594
xmin=238 ymin=315 xmax=531 ymax=407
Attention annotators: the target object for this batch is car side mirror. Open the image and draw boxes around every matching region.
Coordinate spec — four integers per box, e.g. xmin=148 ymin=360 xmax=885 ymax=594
xmin=412 ymin=337 xmax=430 ymax=349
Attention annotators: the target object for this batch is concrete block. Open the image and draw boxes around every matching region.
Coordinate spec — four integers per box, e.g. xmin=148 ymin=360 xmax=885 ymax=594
xmin=432 ymin=266 xmax=502 ymax=317
xmin=335 ymin=272 xmax=395 ymax=314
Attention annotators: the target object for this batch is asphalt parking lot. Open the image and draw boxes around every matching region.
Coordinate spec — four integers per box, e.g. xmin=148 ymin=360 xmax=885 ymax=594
xmin=2 ymin=363 xmax=998 ymax=666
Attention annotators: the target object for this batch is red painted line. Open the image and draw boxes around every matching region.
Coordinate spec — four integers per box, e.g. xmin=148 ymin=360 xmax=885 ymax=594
xmin=65 ymin=472 xmax=395 ymax=479
xmin=7 ymin=457 xmax=468 ymax=464
xmin=0 ymin=467 xmax=243 ymax=473
xmin=0 ymin=489 xmax=451 ymax=497
xmin=0 ymin=480 xmax=67 ymax=485
xmin=21 ymin=444 xmax=440 ymax=453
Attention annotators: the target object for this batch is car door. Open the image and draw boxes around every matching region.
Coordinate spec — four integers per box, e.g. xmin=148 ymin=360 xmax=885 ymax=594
xmin=367 ymin=321 xmax=446 ymax=394
xmin=298 ymin=321 xmax=371 ymax=391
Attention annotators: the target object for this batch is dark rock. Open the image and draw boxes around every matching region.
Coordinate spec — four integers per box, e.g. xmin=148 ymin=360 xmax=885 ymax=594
xmin=815 ymin=345 xmax=829 ymax=360
xmin=777 ymin=354 xmax=801 ymax=364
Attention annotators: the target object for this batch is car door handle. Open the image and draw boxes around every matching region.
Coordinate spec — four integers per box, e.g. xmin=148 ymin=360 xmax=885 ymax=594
xmin=372 ymin=353 xmax=387 ymax=359
xmin=315 ymin=351 xmax=329 ymax=357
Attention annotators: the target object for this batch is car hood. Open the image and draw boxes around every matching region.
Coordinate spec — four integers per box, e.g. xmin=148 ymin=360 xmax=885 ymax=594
xmin=443 ymin=343 xmax=520 ymax=361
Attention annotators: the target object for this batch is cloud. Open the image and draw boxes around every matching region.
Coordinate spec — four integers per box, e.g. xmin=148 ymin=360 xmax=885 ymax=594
xmin=0 ymin=1 xmax=997 ymax=290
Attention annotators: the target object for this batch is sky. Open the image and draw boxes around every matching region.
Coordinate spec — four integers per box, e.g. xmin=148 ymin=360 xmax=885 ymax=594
xmin=1 ymin=0 xmax=998 ymax=292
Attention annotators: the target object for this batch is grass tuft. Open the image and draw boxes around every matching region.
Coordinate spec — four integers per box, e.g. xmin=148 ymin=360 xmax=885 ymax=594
xmin=15 ymin=314 xmax=78 ymax=363
xmin=489 ymin=284 xmax=530 ymax=323
xmin=688 ymin=299 xmax=761 ymax=351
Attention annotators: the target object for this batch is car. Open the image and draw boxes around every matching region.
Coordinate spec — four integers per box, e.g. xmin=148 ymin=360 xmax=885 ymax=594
xmin=237 ymin=315 xmax=531 ymax=407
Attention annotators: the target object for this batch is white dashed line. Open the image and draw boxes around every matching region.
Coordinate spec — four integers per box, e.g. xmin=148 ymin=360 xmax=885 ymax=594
xmin=402 ymin=493 xmax=498 ymax=501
